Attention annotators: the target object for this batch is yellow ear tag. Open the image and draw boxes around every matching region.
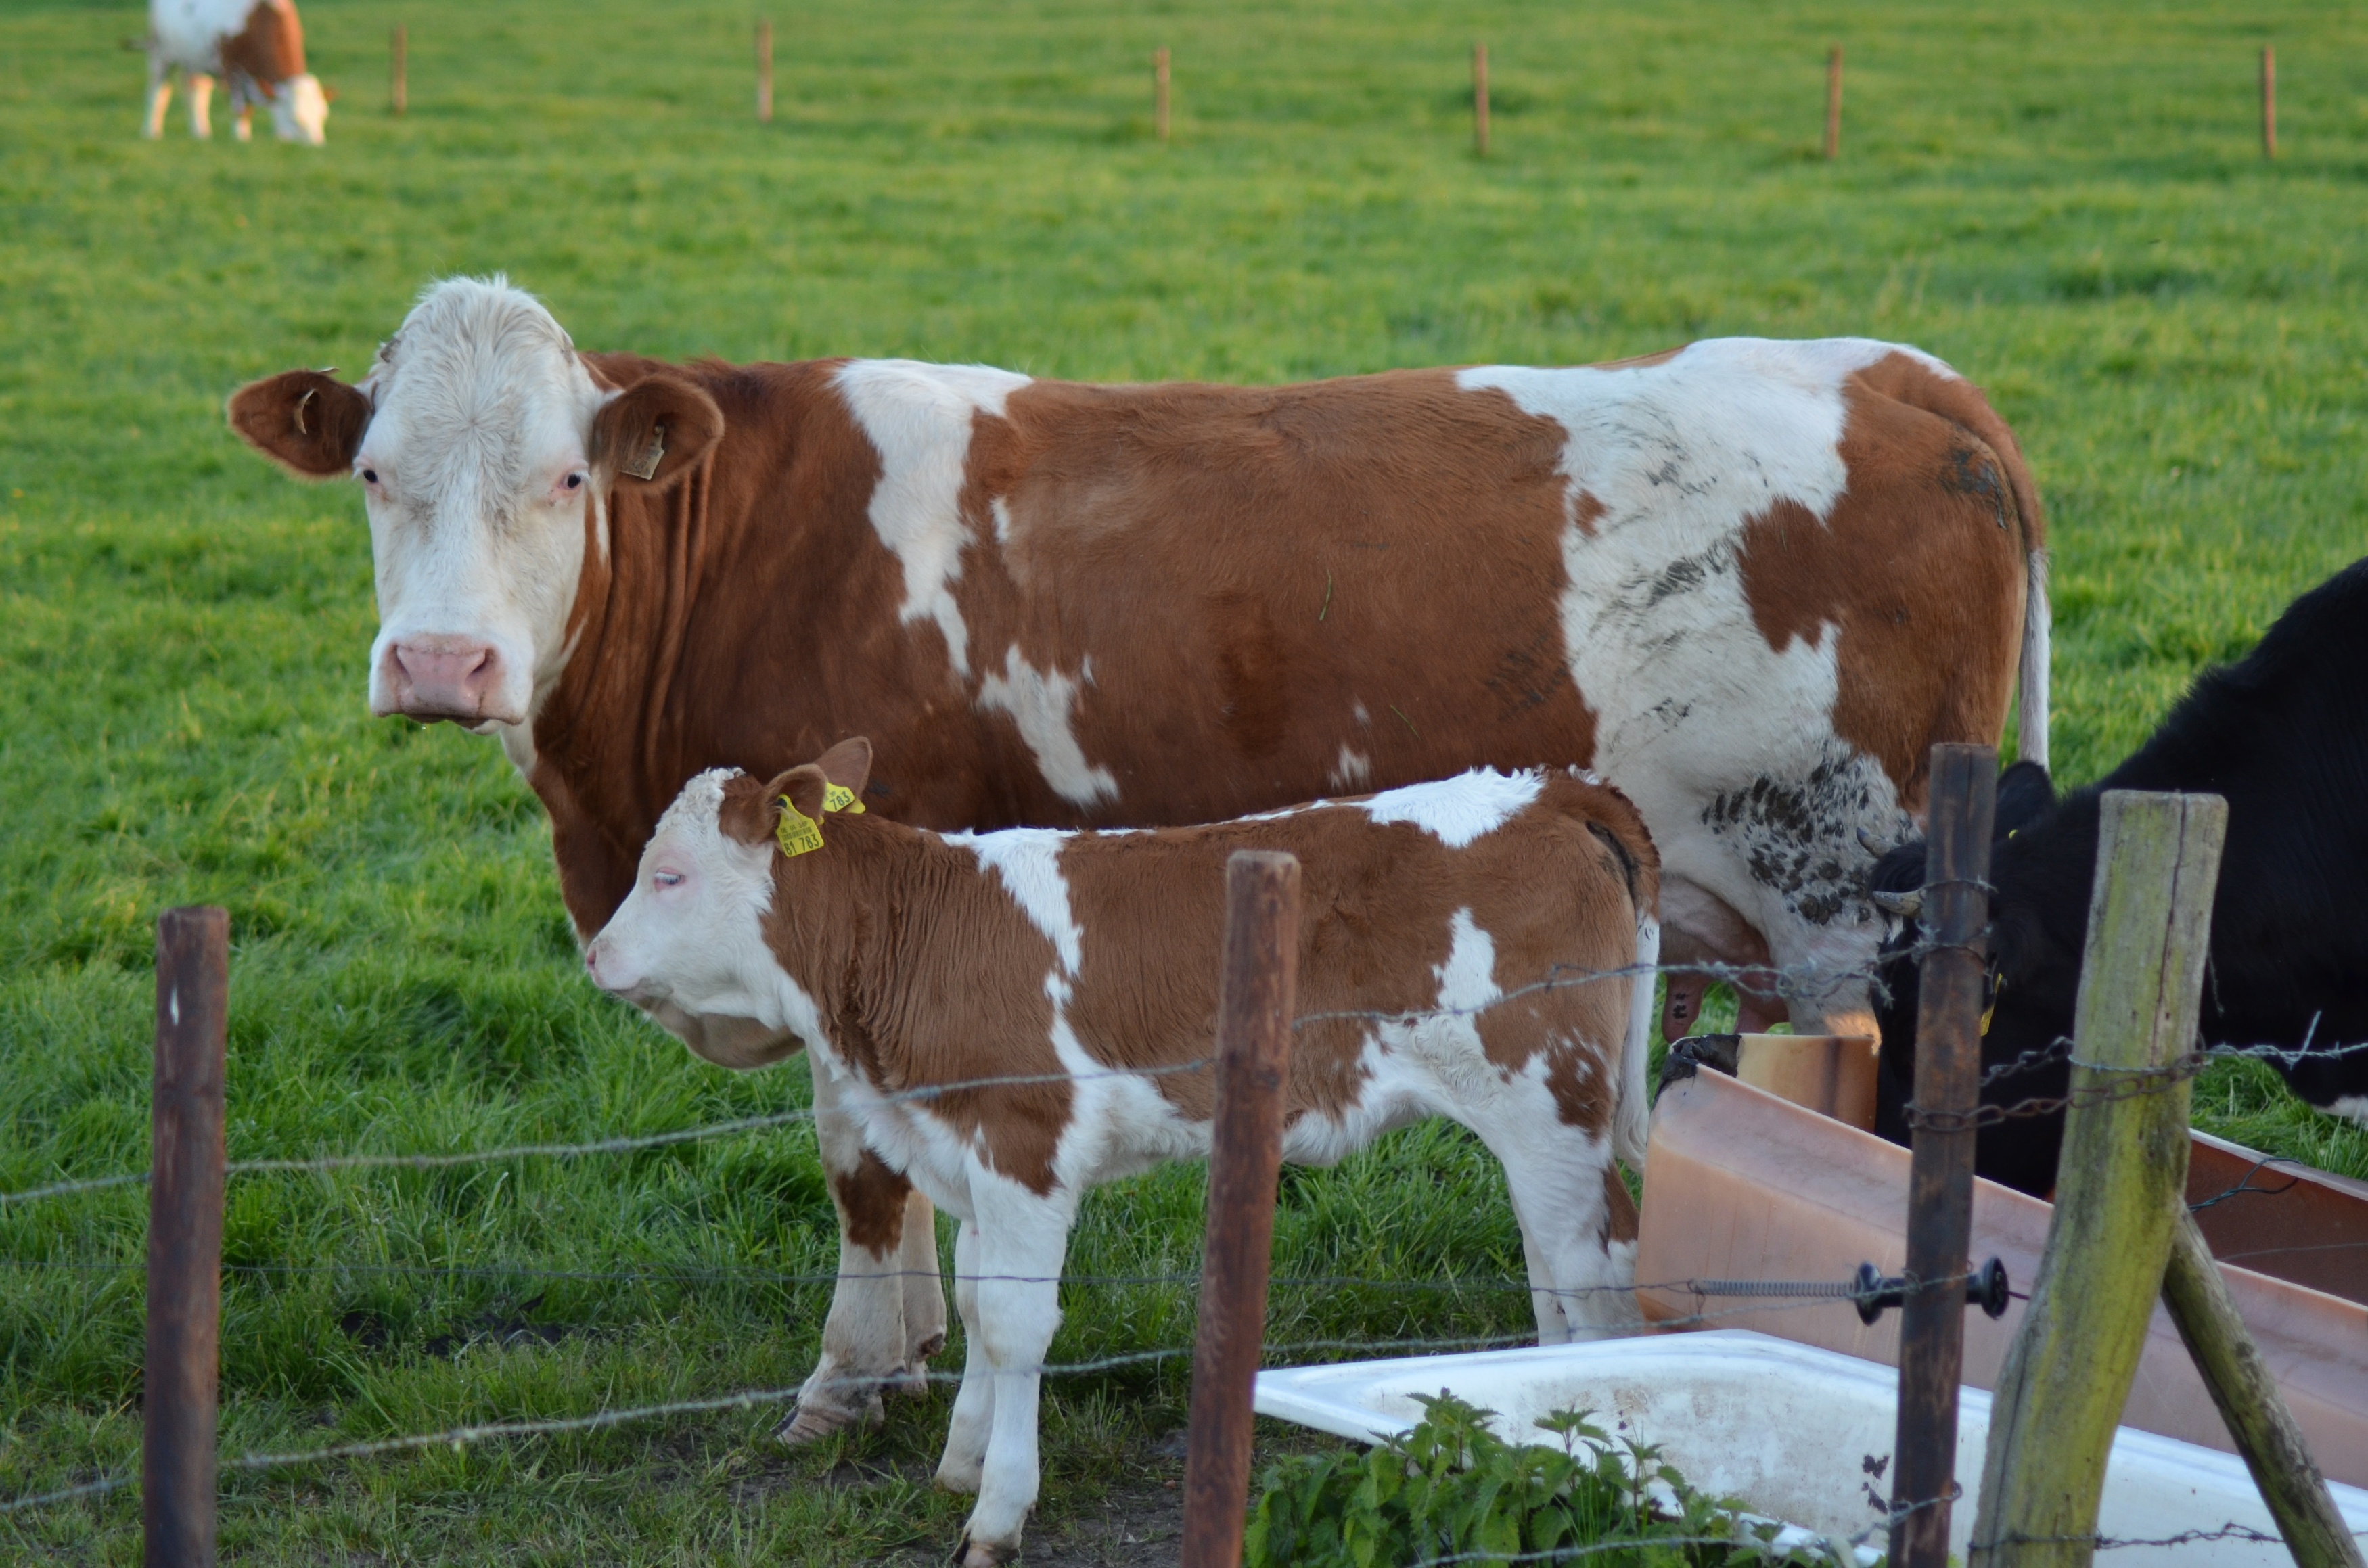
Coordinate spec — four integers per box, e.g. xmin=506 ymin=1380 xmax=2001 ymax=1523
xmin=775 ymin=800 xmax=826 ymax=858
xmin=822 ymin=783 xmax=863 ymax=815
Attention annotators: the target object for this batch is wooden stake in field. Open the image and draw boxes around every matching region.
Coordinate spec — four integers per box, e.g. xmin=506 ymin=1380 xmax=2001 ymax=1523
xmin=1969 ymin=793 xmax=2225 ymax=1567
xmin=1155 ymin=46 xmax=1170 ymax=143
xmin=2261 ymin=46 xmax=2277 ymax=160
xmin=390 ymin=24 xmax=407 ymax=117
xmin=1888 ymin=745 xmax=1997 ymax=1568
xmin=1472 ymin=41 xmax=1490 ymax=157
xmin=1824 ymin=45 xmax=1843 ymax=160
xmin=1181 ymin=851 xmax=1301 ymax=1568
xmin=756 ymin=20 xmax=773 ymax=124
xmin=146 ymin=907 xmax=229 ymax=1568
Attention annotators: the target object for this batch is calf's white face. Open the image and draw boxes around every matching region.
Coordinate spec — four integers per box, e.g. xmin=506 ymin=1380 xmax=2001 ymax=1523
xmin=273 ymin=73 xmax=329 ymax=144
xmin=585 ymin=770 xmax=784 ymax=1024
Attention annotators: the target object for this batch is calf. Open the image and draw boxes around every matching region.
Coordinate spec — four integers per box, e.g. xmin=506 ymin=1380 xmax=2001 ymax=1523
xmin=1871 ymin=559 xmax=2368 ymax=1195
xmin=145 ymin=0 xmax=327 ymax=145
xmin=585 ymin=745 xmax=1659 ymax=1565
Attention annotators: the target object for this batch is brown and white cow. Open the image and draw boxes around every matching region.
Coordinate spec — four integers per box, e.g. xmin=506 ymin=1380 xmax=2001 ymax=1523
xmin=585 ymin=745 xmax=1660 ymax=1565
xmin=145 ymin=0 xmax=327 ymax=145
xmin=227 ymin=276 xmax=2047 ymax=1440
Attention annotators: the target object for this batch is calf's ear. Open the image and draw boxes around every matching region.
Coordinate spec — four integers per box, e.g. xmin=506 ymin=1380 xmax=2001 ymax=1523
xmin=227 ymin=370 xmax=370 ymax=478
xmin=591 ymin=373 xmax=723 ymax=492
xmin=811 ymin=737 xmax=873 ymax=802
xmin=719 ymin=765 xmax=832 ymax=848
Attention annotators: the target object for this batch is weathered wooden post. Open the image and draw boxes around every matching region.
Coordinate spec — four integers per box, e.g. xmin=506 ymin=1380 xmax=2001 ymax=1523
xmin=390 ymin=24 xmax=407 ymax=117
xmin=1888 ymin=745 xmax=1996 ymax=1567
xmin=1181 ymin=852 xmax=1301 ymax=1568
xmin=1969 ymin=792 xmax=2225 ymax=1567
xmin=756 ymin=20 xmax=774 ymax=124
xmin=2161 ymin=1209 xmax=2363 ymax=1567
xmin=1472 ymin=42 xmax=1490 ymax=156
xmin=1824 ymin=45 xmax=1844 ymax=160
xmin=147 ymin=907 xmax=229 ymax=1568
xmin=1155 ymin=46 xmax=1170 ymax=143
xmin=2260 ymin=46 xmax=2277 ymax=160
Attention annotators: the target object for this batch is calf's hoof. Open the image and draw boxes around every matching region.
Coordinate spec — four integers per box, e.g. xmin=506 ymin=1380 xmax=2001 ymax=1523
xmin=772 ymin=1389 xmax=885 ymax=1447
xmin=953 ymin=1533 xmax=1019 ymax=1567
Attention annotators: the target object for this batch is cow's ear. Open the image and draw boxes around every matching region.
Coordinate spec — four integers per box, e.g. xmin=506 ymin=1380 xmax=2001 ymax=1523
xmin=227 ymin=370 xmax=370 ymax=478
xmin=591 ymin=373 xmax=723 ymax=493
xmin=721 ymin=765 xmax=830 ymax=850
xmin=811 ymin=737 xmax=873 ymax=803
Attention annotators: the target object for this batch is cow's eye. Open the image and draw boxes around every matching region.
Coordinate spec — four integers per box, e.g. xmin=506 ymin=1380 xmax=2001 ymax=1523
xmin=564 ymin=472 xmax=585 ymax=490
xmin=653 ymin=870 xmax=683 ymax=889
xmin=361 ymin=468 xmax=379 ymax=485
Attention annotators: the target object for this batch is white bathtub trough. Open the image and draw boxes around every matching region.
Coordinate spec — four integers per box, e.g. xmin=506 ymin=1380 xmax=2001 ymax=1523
xmin=1254 ymin=1329 xmax=2368 ymax=1566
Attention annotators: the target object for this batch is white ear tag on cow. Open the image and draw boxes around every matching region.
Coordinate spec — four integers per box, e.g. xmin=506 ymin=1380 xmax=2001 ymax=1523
xmin=822 ymin=783 xmax=863 ymax=814
xmin=776 ymin=799 xmax=825 ymax=858
xmin=622 ymin=423 xmax=666 ymax=482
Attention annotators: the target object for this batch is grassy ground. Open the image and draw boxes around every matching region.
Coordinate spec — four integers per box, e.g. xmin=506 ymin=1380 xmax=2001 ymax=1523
xmin=3 ymin=0 xmax=2366 ymax=1559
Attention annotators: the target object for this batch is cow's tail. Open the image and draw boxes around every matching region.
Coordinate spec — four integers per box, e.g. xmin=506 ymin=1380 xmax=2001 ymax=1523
xmin=1616 ymin=913 xmax=1659 ymax=1170
xmin=2018 ymin=547 xmax=2051 ymax=770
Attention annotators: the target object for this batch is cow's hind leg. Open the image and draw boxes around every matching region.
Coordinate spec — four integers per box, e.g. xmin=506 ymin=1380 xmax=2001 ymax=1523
xmin=188 ymin=73 xmax=214 ymax=139
xmin=951 ymin=1181 xmax=1069 ymax=1568
xmin=892 ymin=1185 xmax=947 ymax=1398
xmin=779 ymin=1073 xmax=921 ymax=1444
xmin=1470 ymin=1104 xmax=1641 ymax=1341
xmin=143 ymin=58 xmax=172 ymax=139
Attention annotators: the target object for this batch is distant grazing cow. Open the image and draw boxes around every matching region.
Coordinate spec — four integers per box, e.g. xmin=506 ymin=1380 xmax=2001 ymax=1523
xmin=226 ymin=276 xmax=2044 ymax=1441
xmin=145 ymin=0 xmax=327 ymax=145
xmin=1871 ymin=560 xmax=2368 ymax=1195
xmin=585 ymin=748 xmax=1660 ymax=1566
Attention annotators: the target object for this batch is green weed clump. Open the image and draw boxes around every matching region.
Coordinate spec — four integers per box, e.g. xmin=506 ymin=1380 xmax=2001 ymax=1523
xmin=1248 ymin=1392 xmax=1837 ymax=1568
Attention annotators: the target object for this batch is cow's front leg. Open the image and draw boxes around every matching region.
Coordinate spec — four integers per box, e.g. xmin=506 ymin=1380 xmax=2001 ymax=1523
xmin=187 ymin=72 xmax=214 ymax=138
xmin=936 ymin=1218 xmax=994 ymax=1492
xmin=777 ymin=1068 xmax=946 ymax=1444
xmin=952 ymin=1186 xmax=1068 ymax=1568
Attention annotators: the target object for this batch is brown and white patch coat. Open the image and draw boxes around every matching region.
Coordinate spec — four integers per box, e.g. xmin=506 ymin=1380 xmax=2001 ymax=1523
xmin=144 ymin=0 xmax=327 ymax=143
xmin=586 ymin=758 xmax=1660 ymax=1565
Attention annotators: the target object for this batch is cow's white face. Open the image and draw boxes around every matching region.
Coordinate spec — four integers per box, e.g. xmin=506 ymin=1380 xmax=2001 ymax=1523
xmin=586 ymin=770 xmax=785 ymax=1024
xmin=353 ymin=279 xmax=605 ymax=735
xmin=273 ymin=74 xmax=329 ymax=145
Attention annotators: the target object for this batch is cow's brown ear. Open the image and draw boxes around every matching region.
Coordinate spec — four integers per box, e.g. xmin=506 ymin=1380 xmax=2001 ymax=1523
xmin=227 ymin=370 xmax=370 ymax=478
xmin=591 ymin=373 xmax=723 ymax=492
xmin=811 ymin=737 xmax=873 ymax=802
xmin=722 ymin=765 xmax=830 ymax=850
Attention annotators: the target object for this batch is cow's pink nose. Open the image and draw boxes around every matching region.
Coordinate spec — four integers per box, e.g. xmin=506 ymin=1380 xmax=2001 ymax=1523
xmin=387 ymin=638 xmax=501 ymax=720
xmin=585 ymin=940 xmax=639 ymax=996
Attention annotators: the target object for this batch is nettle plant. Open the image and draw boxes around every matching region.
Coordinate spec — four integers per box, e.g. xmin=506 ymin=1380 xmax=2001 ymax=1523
xmin=1246 ymin=1391 xmax=1848 ymax=1568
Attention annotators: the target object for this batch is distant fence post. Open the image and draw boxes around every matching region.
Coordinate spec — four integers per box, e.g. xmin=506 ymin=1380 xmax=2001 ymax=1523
xmin=1888 ymin=745 xmax=1997 ymax=1567
xmin=1824 ymin=45 xmax=1843 ymax=160
xmin=1969 ymin=793 xmax=2225 ymax=1567
xmin=1155 ymin=46 xmax=1170 ymax=143
xmin=2260 ymin=46 xmax=2276 ymax=159
xmin=146 ymin=907 xmax=229 ymax=1568
xmin=390 ymin=24 xmax=407 ymax=117
xmin=756 ymin=20 xmax=773 ymax=124
xmin=1181 ymin=852 xmax=1301 ymax=1568
xmin=1472 ymin=42 xmax=1490 ymax=156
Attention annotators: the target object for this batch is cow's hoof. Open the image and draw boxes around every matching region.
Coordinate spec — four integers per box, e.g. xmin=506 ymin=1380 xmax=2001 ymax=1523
xmin=772 ymin=1391 xmax=885 ymax=1446
xmin=952 ymin=1534 xmax=1017 ymax=1567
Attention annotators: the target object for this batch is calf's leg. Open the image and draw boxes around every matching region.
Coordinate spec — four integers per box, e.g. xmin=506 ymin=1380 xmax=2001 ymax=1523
xmin=894 ymin=1185 xmax=948 ymax=1397
xmin=779 ymin=1071 xmax=944 ymax=1444
xmin=188 ymin=73 xmax=214 ymax=138
xmin=952 ymin=1182 xmax=1070 ymax=1568
xmin=936 ymin=1219 xmax=995 ymax=1493
xmin=1472 ymin=1109 xmax=1641 ymax=1341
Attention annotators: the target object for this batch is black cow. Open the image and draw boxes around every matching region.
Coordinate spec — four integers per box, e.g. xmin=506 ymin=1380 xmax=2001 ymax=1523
xmin=1871 ymin=559 xmax=2368 ymax=1196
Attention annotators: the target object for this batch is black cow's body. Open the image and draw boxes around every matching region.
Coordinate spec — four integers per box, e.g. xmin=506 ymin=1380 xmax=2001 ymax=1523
xmin=1871 ymin=559 xmax=2368 ymax=1195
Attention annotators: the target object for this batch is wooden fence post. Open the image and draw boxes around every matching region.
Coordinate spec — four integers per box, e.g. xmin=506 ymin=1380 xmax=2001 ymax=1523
xmin=756 ymin=20 xmax=773 ymax=123
xmin=1181 ymin=852 xmax=1301 ymax=1568
xmin=2260 ymin=46 xmax=2277 ymax=160
xmin=1824 ymin=45 xmax=1843 ymax=160
xmin=390 ymin=24 xmax=407 ymax=117
xmin=2161 ymin=1209 xmax=2363 ymax=1567
xmin=1969 ymin=792 xmax=2226 ymax=1567
xmin=1888 ymin=745 xmax=1997 ymax=1567
xmin=1472 ymin=42 xmax=1489 ymax=157
xmin=1155 ymin=46 xmax=1170 ymax=143
xmin=146 ymin=907 xmax=229 ymax=1568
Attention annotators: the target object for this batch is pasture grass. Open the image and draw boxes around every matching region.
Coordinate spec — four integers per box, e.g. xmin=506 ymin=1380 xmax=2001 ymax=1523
xmin=3 ymin=0 xmax=2366 ymax=1557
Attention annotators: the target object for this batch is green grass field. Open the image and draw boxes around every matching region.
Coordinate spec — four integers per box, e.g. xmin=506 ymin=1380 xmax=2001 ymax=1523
xmin=3 ymin=0 xmax=2366 ymax=1559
